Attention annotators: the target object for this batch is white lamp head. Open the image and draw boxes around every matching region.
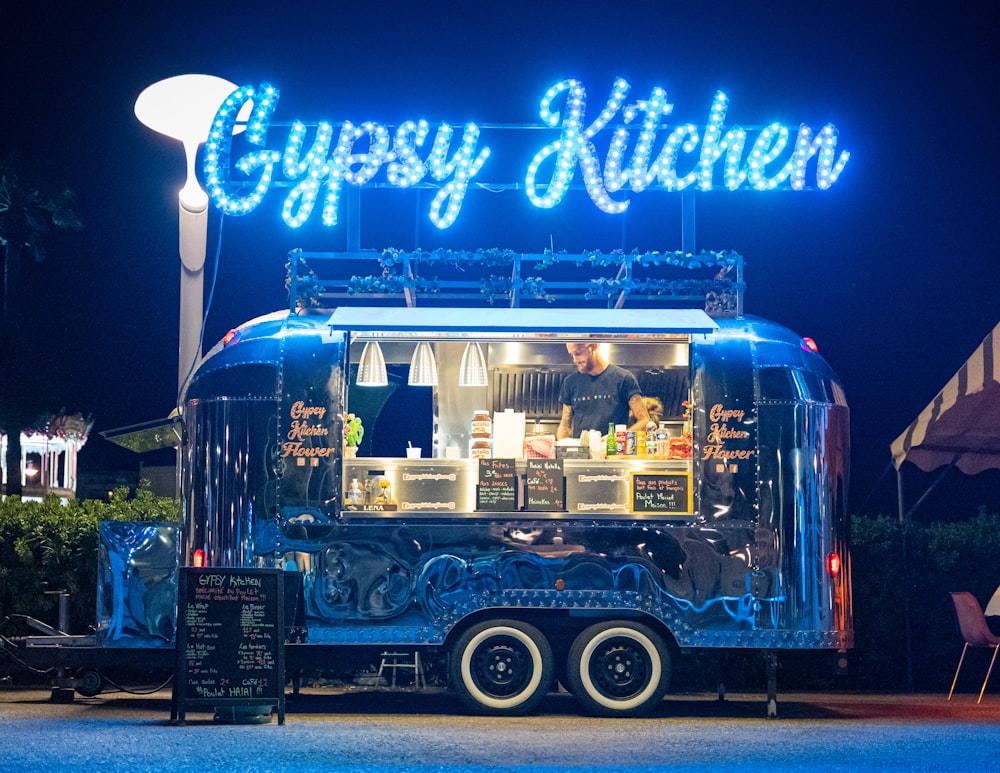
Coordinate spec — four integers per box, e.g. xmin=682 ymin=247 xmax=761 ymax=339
xmin=357 ymin=341 xmax=389 ymax=387
xmin=408 ymin=342 xmax=438 ymax=386
xmin=134 ymin=74 xmax=250 ymax=210
xmin=458 ymin=342 xmax=488 ymax=387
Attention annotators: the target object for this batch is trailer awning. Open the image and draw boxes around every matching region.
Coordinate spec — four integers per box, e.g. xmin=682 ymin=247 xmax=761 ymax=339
xmin=891 ymin=321 xmax=1000 ymax=475
xmin=101 ymin=415 xmax=182 ymax=453
xmin=327 ymin=307 xmax=718 ymax=337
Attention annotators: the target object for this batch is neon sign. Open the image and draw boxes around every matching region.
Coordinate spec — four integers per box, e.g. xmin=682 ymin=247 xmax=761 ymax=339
xmin=204 ymin=78 xmax=849 ymax=230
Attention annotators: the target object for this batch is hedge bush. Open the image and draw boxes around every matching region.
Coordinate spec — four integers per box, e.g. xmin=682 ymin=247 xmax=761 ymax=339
xmin=849 ymin=507 xmax=1000 ymax=692
xmin=0 ymin=484 xmax=180 ymax=635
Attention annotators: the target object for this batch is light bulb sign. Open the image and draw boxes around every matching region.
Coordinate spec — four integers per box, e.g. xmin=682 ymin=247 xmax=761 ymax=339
xmin=204 ymin=77 xmax=849 ymax=231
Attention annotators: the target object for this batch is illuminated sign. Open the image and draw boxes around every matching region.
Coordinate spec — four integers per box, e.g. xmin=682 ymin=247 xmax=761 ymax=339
xmin=204 ymin=78 xmax=849 ymax=230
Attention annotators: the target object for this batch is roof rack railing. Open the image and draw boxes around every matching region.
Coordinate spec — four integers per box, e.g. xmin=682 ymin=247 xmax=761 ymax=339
xmin=286 ymin=248 xmax=743 ymax=317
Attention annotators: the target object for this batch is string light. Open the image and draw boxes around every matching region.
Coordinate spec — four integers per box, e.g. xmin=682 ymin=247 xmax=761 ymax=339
xmin=281 ymin=120 xmax=333 ymax=227
xmin=525 ymin=77 xmax=632 ymax=213
xmin=386 ymin=120 xmax=431 ymax=186
xmin=204 ymin=82 xmax=280 ymax=216
xmin=203 ymin=78 xmax=850 ymax=231
xmin=426 ymin=123 xmax=491 ymax=228
xmin=745 ymin=123 xmax=791 ymax=190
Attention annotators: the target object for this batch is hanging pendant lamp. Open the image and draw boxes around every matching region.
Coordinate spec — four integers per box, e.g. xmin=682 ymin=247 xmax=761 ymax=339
xmin=407 ymin=342 xmax=438 ymax=386
xmin=458 ymin=342 xmax=488 ymax=387
xmin=356 ymin=341 xmax=388 ymax=386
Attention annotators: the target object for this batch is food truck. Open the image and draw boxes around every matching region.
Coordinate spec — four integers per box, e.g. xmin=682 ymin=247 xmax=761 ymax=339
xmin=1 ymin=247 xmax=851 ymax=720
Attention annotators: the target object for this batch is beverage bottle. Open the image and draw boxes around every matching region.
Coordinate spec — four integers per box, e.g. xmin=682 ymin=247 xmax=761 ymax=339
xmin=348 ymin=478 xmax=364 ymax=506
xmin=606 ymin=422 xmax=617 ymax=456
xmin=615 ymin=424 xmax=627 ymax=455
xmin=656 ymin=422 xmax=669 ymax=458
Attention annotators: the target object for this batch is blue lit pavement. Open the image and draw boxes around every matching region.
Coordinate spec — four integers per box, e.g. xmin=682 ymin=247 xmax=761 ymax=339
xmin=1 ymin=688 xmax=999 ymax=772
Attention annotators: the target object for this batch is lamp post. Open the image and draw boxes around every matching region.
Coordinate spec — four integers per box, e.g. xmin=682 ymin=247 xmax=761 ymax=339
xmin=134 ymin=75 xmax=248 ymax=396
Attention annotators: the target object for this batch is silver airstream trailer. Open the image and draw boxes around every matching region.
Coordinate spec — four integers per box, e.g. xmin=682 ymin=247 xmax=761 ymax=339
xmin=172 ymin=298 xmax=851 ymax=716
xmin=13 ymin=251 xmax=852 ymax=718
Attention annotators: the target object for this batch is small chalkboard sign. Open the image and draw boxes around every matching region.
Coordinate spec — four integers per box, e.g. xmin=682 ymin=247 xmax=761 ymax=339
xmin=631 ymin=472 xmax=692 ymax=514
xmin=172 ymin=568 xmax=285 ymax=724
xmin=526 ymin=459 xmax=565 ymax=511
xmin=477 ymin=458 xmax=518 ymax=511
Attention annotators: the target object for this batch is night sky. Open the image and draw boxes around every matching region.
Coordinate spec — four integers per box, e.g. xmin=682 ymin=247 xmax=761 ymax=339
xmin=3 ymin=1 xmax=998 ymax=517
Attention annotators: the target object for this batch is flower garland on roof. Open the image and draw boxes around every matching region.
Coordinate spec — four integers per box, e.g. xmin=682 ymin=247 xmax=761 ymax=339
xmin=287 ymin=247 xmax=743 ymax=308
xmin=479 ymin=275 xmax=553 ymax=305
xmin=532 ymin=248 xmax=741 ymax=270
xmin=285 ymin=250 xmax=323 ymax=310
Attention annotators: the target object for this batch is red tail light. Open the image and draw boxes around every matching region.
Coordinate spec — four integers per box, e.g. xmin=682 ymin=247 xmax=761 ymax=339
xmin=193 ymin=549 xmax=207 ymax=568
xmin=826 ymin=552 xmax=841 ymax=578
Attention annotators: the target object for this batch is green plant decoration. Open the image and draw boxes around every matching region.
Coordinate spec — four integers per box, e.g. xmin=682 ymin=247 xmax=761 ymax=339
xmin=343 ymin=414 xmax=364 ymax=447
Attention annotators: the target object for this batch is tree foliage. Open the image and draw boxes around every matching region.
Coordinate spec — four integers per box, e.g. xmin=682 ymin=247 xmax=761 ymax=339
xmin=0 ymin=154 xmax=83 ymax=272
xmin=0 ymin=152 xmax=84 ymax=497
xmin=0 ymin=483 xmax=180 ymax=634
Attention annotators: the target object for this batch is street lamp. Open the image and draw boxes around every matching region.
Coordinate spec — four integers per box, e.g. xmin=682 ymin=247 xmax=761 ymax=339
xmin=134 ymin=74 xmax=250 ymax=396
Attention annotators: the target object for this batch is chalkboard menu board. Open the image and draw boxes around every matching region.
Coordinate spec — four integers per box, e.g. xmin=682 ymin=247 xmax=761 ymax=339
xmin=172 ymin=568 xmax=285 ymax=724
xmin=526 ymin=459 xmax=565 ymax=511
xmin=477 ymin=458 xmax=518 ymax=511
xmin=631 ymin=472 xmax=692 ymax=514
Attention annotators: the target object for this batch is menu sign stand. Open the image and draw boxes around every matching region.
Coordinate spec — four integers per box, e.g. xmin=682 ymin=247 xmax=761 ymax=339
xmin=631 ymin=472 xmax=692 ymax=515
xmin=171 ymin=568 xmax=285 ymax=725
xmin=477 ymin=458 xmax=518 ymax=511
xmin=526 ymin=459 xmax=565 ymax=511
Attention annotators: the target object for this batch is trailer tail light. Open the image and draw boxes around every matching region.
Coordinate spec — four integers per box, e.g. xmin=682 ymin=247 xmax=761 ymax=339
xmin=826 ymin=552 xmax=841 ymax=578
xmin=802 ymin=336 xmax=819 ymax=353
xmin=193 ymin=549 xmax=207 ymax=568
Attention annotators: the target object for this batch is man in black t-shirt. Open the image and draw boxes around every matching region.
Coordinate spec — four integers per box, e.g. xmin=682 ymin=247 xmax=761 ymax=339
xmin=557 ymin=342 xmax=653 ymax=439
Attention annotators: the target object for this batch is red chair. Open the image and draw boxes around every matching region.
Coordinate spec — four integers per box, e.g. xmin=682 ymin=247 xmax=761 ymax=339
xmin=985 ymin=585 xmax=1000 ymax=636
xmin=948 ymin=591 xmax=1000 ymax=703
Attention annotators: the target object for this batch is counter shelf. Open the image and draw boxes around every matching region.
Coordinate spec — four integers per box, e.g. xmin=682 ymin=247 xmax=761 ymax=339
xmin=341 ymin=457 xmax=693 ymax=519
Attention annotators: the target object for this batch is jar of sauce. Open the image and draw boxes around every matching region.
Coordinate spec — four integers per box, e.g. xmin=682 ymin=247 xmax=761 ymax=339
xmin=471 ymin=410 xmax=492 ymax=438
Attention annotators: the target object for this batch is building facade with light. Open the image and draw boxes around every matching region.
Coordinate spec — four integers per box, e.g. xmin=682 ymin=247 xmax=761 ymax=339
xmin=0 ymin=413 xmax=93 ymax=501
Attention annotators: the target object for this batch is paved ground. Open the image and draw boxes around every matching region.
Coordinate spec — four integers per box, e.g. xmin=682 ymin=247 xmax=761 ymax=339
xmin=3 ymin=685 xmax=1000 ymax=771
xmin=6 ymin=683 xmax=1000 ymax=722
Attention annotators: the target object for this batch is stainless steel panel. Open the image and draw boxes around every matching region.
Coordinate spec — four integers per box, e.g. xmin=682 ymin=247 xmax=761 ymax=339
xmin=565 ymin=459 xmax=690 ymax=516
xmin=343 ymin=458 xmax=692 ymax=519
xmin=344 ymin=459 xmax=476 ymax=514
xmin=97 ymin=522 xmax=179 ymax=648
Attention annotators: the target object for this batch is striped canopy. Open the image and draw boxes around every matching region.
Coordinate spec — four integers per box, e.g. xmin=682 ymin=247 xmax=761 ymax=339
xmin=891 ymin=322 xmax=1000 ymax=474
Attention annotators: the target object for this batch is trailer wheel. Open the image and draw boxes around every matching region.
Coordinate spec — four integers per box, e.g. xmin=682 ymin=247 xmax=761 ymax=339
xmin=450 ymin=619 xmax=553 ymax=715
xmin=567 ymin=621 xmax=670 ymax=717
xmin=74 ymin=668 xmax=105 ymax=697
